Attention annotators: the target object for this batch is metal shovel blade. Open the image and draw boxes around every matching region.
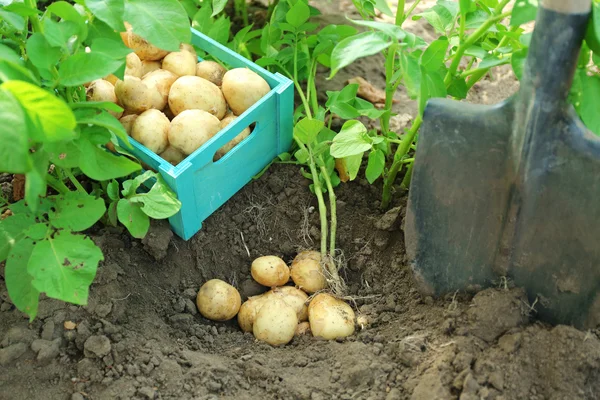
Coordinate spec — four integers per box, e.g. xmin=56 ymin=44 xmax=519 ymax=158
xmin=405 ymin=0 xmax=600 ymax=329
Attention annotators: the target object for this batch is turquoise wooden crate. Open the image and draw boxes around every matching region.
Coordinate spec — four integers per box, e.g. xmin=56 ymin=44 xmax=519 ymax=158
xmin=121 ymin=28 xmax=294 ymax=240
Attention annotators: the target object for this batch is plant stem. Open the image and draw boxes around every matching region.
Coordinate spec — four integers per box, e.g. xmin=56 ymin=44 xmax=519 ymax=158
xmin=401 ymin=0 xmax=422 ymax=25
xmin=381 ymin=44 xmax=399 ymax=135
xmin=444 ymin=11 xmax=511 ymax=86
xmin=381 ymin=115 xmax=422 ymax=209
xmin=307 ymin=59 xmax=319 ymax=117
xmin=47 ymin=175 xmax=70 ymax=194
xmin=319 ymin=160 xmax=336 ymax=257
xmin=395 ymin=0 xmax=405 ymax=26
xmin=64 ymin=169 xmax=87 ymax=194
xmin=293 ymin=33 xmax=313 ymax=119
xmin=400 ymin=161 xmax=414 ymax=188
xmin=25 ymin=0 xmax=43 ymax=33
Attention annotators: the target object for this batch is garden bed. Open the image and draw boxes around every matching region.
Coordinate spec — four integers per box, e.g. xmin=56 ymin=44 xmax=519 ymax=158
xmin=1 ymin=1 xmax=599 ymax=400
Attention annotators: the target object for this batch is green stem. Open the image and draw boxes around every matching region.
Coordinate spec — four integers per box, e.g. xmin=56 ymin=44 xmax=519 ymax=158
xmin=381 ymin=44 xmax=399 ymax=135
xmin=444 ymin=11 xmax=511 ymax=86
xmin=25 ymin=0 xmax=43 ymax=33
xmin=64 ymin=169 xmax=87 ymax=194
xmin=381 ymin=115 xmax=422 ymax=209
xmin=319 ymin=159 xmax=336 ymax=257
xmin=293 ymin=33 xmax=312 ymax=119
xmin=47 ymin=175 xmax=70 ymax=194
xmin=401 ymin=0 xmax=422 ymax=25
xmin=307 ymin=59 xmax=319 ymax=117
xmin=395 ymin=0 xmax=405 ymax=26
xmin=400 ymin=161 xmax=414 ymax=189
xmin=466 ymin=68 xmax=490 ymax=90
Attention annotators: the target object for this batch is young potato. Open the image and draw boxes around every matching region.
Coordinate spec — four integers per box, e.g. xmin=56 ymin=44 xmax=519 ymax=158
xmin=196 ymin=60 xmax=227 ymax=86
xmin=86 ymin=79 xmax=123 ymax=118
xmin=222 ymin=68 xmax=271 ymax=115
xmin=168 ymin=76 xmax=227 ymax=119
xmin=168 ymin=109 xmax=221 ymax=155
xmin=295 ymin=321 xmax=311 ymax=336
xmin=196 ymin=279 xmax=242 ymax=322
xmin=180 ymin=42 xmax=197 ymax=57
xmin=125 ymin=52 xmax=143 ymax=78
xmin=237 ymin=293 xmax=268 ymax=333
xmin=159 ymin=145 xmax=186 ymax=166
xmin=253 ymin=297 xmax=298 ymax=346
xmin=114 ymin=76 xmax=163 ymax=114
xmin=290 ymin=256 xmax=327 ymax=294
xmin=251 ymin=255 xmax=290 ymax=287
xmin=141 ymin=60 xmax=161 ymax=77
xmin=142 ymin=69 xmax=178 ymax=108
xmin=308 ymin=293 xmax=355 ymax=340
xmin=213 ymin=114 xmax=251 ymax=161
xmin=267 ymin=286 xmax=309 ymax=322
xmin=131 ymin=109 xmax=170 ymax=154
xmin=104 ymin=74 xmax=119 ymax=85
xmin=119 ymin=114 xmax=138 ymax=136
xmin=121 ymin=23 xmax=169 ymax=61
xmin=162 ymin=51 xmax=197 ymax=77
xmin=293 ymin=250 xmax=322 ymax=264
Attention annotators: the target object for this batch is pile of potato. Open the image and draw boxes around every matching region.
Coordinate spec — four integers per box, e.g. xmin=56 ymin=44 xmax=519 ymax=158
xmin=86 ymin=23 xmax=271 ymax=165
xmin=195 ymin=251 xmax=357 ymax=346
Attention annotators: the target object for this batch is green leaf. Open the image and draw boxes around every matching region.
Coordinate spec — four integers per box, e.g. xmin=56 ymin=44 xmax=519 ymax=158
xmin=129 ymin=177 xmax=181 ymax=219
xmin=0 ymin=89 xmax=31 ymax=173
xmin=0 ymin=59 xmax=39 ymax=84
xmin=84 ymin=0 xmax=125 ymax=31
xmin=420 ymin=37 xmax=449 ymax=72
xmin=107 ymin=180 xmax=120 ymax=201
xmin=121 ymin=170 xmax=155 ymax=197
xmin=46 ymin=1 xmax=88 ymax=43
xmin=576 ymin=70 xmax=600 ymax=136
xmin=330 ymin=32 xmax=392 ymax=78
xmin=25 ymin=153 xmax=47 ymax=213
xmin=585 ymin=2 xmax=600 ymax=54
xmin=78 ymin=137 xmax=141 ymax=180
xmin=511 ymin=48 xmax=527 ymax=80
xmin=400 ymin=51 xmax=421 ymax=99
xmin=117 ymin=199 xmax=150 ymax=238
xmin=76 ymin=109 xmax=130 ymax=145
xmin=413 ymin=4 xmax=455 ymax=34
xmin=330 ymin=103 xmax=360 ymax=119
xmin=374 ymin=0 xmax=394 ymax=17
xmin=0 ymin=212 xmax=35 ymax=262
xmin=294 ymin=118 xmax=324 ymax=145
xmin=107 ymin=200 xmax=118 ymax=226
xmin=344 ymin=153 xmax=363 ymax=181
xmin=294 ymin=148 xmax=309 ymax=163
xmin=510 ymin=0 xmax=538 ymax=27
xmin=330 ymin=120 xmax=371 ymax=158
xmin=44 ymin=140 xmax=82 ymax=169
xmin=447 ymin=76 xmax=468 ymax=99
xmin=286 ymin=0 xmax=310 ymax=28
xmin=49 ymin=192 xmax=106 ymax=232
xmin=459 ymin=0 xmax=476 ymax=16
xmin=419 ymin=67 xmax=446 ymax=115
xmin=0 ymin=9 xmax=25 ymax=30
xmin=43 ymin=19 xmax=79 ymax=49
xmin=25 ymin=223 xmax=48 ymax=241
xmin=124 ymin=0 xmax=191 ymax=52
xmin=348 ymin=18 xmax=407 ymax=40
xmin=0 ymin=43 xmax=23 ymax=65
xmin=3 ymin=3 xmax=41 ymax=18
xmin=207 ymin=15 xmax=231 ymax=45
xmin=90 ymin=37 xmax=132 ymax=59
xmin=26 ymin=34 xmax=62 ymax=72
xmin=365 ymin=149 xmax=385 ymax=184
xmin=479 ymin=55 xmax=509 ymax=69
xmin=212 ymin=0 xmax=228 ymax=16
xmin=1 ymin=80 xmax=76 ymax=142
xmin=59 ymin=52 xmax=124 ymax=87
xmin=28 ymin=231 xmax=103 ymax=306
xmin=5 ymin=238 xmax=39 ymax=321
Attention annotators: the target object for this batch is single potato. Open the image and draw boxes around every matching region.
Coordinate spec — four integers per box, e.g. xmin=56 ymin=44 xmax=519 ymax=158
xmin=253 ymin=297 xmax=298 ymax=346
xmin=196 ymin=279 xmax=242 ymax=321
xmin=196 ymin=60 xmax=227 ymax=86
xmin=131 ymin=109 xmax=170 ymax=154
xmin=125 ymin=52 xmax=143 ymax=78
xmin=295 ymin=321 xmax=311 ymax=336
xmin=221 ymin=68 xmax=271 ymax=115
xmin=86 ymin=79 xmax=122 ymax=118
xmin=214 ymin=114 xmax=251 ymax=160
xmin=168 ymin=109 xmax=221 ymax=155
xmin=290 ymin=256 xmax=327 ymax=294
xmin=251 ymin=255 xmax=290 ymax=287
xmin=308 ymin=293 xmax=355 ymax=340
xmin=168 ymin=76 xmax=227 ymax=119
xmin=114 ymin=76 xmax=163 ymax=114
xmin=159 ymin=145 xmax=186 ymax=166
xmin=121 ymin=23 xmax=169 ymax=61
xmin=142 ymin=69 xmax=178 ymax=109
xmin=162 ymin=51 xmax=197 ymax=77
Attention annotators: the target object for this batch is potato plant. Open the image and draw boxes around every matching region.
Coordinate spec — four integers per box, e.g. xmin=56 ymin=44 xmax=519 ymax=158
xmin=0 ymin=0 xmax=190 ymax=320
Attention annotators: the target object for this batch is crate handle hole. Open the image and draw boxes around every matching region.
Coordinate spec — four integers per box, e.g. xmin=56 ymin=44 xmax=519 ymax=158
xmin=212 ymin=121 xmax=257 ymax=163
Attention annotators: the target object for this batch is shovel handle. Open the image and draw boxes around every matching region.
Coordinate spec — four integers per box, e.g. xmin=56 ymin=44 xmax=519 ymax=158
xmin=542 ymin=0 xmax=591 ymax=14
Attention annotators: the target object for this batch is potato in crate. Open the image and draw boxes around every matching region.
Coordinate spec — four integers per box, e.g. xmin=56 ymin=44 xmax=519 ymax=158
xmin=114 ymin=28 xmax=294 ymax=240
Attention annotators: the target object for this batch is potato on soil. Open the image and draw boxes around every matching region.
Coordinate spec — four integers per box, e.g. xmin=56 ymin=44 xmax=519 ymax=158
xmin=141 ymin=60 xmax=161 ymax=77
xmin=237 ymin=294 xmax=268 ymax=333
xmin=196 ymin=60 xmax=227 ymax=86
xmin=86 ymin=79 xmax=122 ymax=118
xmin=121 ymin=23 xmax=169 ymax=61
xmin=295 ymin=321 xmax=311 ymax=336
xmin=222 ymin=68 xmax=271 ymax=115
xmin=253 ymin=297 xmax=298 ymax=346
xmin=162 ymin=51 xmax=197 ymax=77
xmin=168 ymin=76 xmax=227 ymax=119
xmin=308 ymin=293 xmax=355 ymax=340
xmin=290 ymin=254 xmax=327 ymax=294
xmin=196 ymin=279 xmax=242 ymax=321
xmin=251 ymin=255 xmax=290 ymax=287
xmin=119 ymin=114 xmax=138 ymax=136
xmin=159 ymin=145 xmax=186 ymax=166
xmin=168 ymin=109 xmax=221 ymax=155
xmin=125 ymin=52 xmax=143 ymax=78
xmin=214 ymin=114 xmax=251 ymax=160
xmin=293 ymin=250 xmax=321 ymax=264
xmin=142 ymin=69 xmax=178 ymax=107
xmin=131 ymin=109 xmax=170 ymax=154
xmin=267 ymin=286 xmax=309 ymax=322
xmin=114 ymin=76 xmax=163 ymax=114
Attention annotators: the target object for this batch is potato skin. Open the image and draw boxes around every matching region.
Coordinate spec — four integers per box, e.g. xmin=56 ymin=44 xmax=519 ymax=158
xmin=222 ymin=68 xmax=271 ymax=115
xmin=180 ymin=42 xmax=197 ymax=57
xmin=237 ymin=294 xmax=268 ymax=333
xmin=267 ymin=286 xmax=309 ymax=322
xmin=159 ymin=145 xmax=185 ymax=166
xmin=125 ymin=52 xmax=143 ymax=78
xmin=214 ymin=114 xmax=251 ymax=160
xmin=196 ymin=60 xmax=227 ymax=86
xmin=131 ymin=109 xmax=170 ymax=154
xmin=121 ymin=28 xmax=169 ymax=61
xmin=114 ymin=76 xmax=163 ymax=114
xmin=168 ymin=109 xmax=221 ymax=155
xmin=119 ymin=114 xmax=138 ymax=136
xmin=162 ymin=51 xmax=197 ymax=77
xmin=141 ymin=60 xmax=162 ymax=77
xmin=290 ymin=257 xmax=327 ymax=294
xmin=308 ymin=293 xmax=355 ymax=340
xmin=142 ymin=69 xmax=178 ymax=108
xmin=86 ymin=79 xmax=123 ymax=119
xmin=251 ymin=255 xmax=290 ymax=287
xmin=168 ymin=76 xmax=227 ymax=119
xmin=253 ymin=297 xmax=298 ymax=346
xmin=196 ymin=279 xmax=242 ymax=321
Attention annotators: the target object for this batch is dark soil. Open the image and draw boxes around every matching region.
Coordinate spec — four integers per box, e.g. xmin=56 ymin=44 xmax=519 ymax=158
xmin=2 ymin=2 xmax=600 ymax=400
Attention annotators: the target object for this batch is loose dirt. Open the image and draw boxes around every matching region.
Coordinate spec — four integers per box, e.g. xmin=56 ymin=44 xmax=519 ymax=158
xmin=1 ymin=2 xmax=599 ymax=400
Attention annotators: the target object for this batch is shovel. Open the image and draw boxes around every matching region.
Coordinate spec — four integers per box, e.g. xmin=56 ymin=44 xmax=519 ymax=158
xmin=405 ymin=0 xmax=600 ymax=329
